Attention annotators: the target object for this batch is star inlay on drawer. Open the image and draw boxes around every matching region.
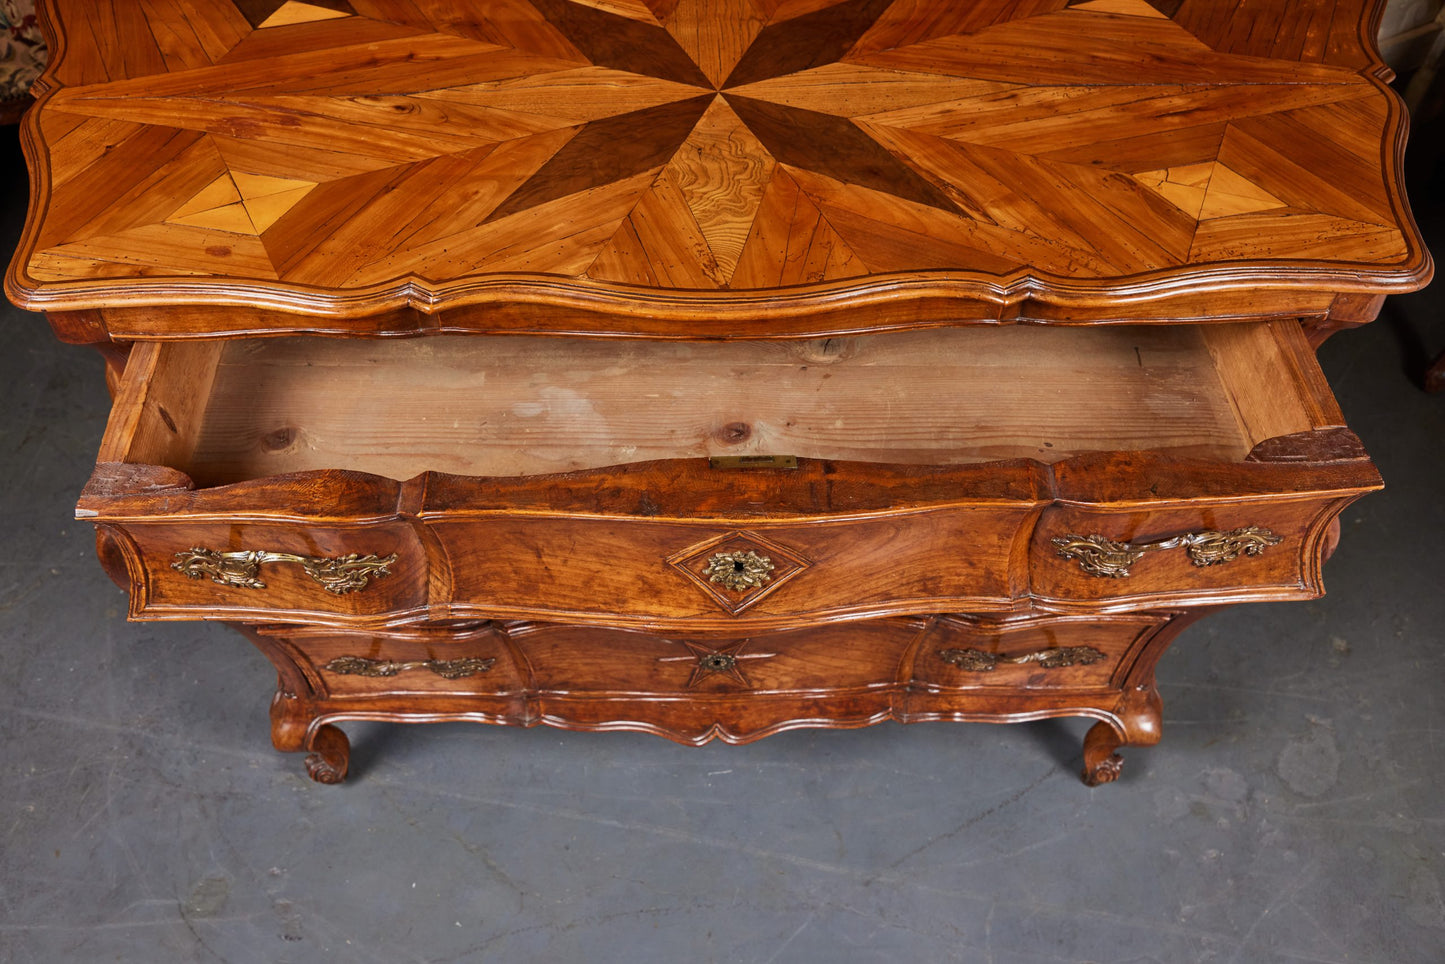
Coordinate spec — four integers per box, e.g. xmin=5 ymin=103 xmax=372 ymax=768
xmin=656 ymin=639 xmax=775 ymax=689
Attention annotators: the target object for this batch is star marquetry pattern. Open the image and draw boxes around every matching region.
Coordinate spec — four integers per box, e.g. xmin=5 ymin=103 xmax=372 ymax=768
xmin=26 ymin=0 xmax=1411 ymax=295
xmin=657 ymin=639 xmax=773 ymax=689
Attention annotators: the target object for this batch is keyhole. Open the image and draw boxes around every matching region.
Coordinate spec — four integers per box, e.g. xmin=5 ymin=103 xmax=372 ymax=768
xmin=733 ymin=560 xmax=746 ymax=573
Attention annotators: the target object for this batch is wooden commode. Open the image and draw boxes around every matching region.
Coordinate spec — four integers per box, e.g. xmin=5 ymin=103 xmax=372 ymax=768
xmin=7 ymin=0 xmax=1431 ymax=784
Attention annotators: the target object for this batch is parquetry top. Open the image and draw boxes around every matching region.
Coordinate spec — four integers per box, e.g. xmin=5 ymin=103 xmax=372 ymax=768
xmin=5 ymin=0 xmax=1432 ymax=335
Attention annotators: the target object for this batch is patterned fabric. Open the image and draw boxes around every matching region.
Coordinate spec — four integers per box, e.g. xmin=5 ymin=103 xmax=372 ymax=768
xmin=0 ymin=0 xmax=44 ymax=106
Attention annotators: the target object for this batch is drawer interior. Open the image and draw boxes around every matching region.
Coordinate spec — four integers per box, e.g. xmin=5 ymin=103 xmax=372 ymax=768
xmin=102 ymin=322 xmax=1340 ymax=486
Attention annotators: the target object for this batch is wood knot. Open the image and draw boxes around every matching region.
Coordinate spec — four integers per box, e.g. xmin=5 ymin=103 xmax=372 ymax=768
xmin=716 ymin=422 xmax=751 ymax=443
xmin=791 ymin=337 xmax=857 ymax=365
xmin=261 ymin=427 xmax=298 ymax=452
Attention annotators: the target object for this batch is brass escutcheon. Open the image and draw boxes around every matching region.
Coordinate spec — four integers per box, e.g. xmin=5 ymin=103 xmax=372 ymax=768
xmin=698 ymin=653 xmax=738 ymax=672
xmin=703 ymin=550 xmax=775 ymax=592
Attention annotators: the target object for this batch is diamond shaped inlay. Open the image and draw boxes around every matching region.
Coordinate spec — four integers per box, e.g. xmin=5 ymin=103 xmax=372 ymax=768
xmin=1133 ymin=162 xmax=1284 ymax=222
xmin=166 ymin=172 xmax=318 ymax=236
xmin=666 ymin=531 xmax=811 ymax=615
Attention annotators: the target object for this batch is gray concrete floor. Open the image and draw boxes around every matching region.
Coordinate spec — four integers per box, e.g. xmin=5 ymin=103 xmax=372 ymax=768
xmin=0 ymin=114 xmax=1441 ymax=964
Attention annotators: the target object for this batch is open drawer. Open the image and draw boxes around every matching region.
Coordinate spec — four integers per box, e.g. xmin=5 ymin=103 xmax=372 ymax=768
xmin=78 ymin=321 xmax=1381 ymax=631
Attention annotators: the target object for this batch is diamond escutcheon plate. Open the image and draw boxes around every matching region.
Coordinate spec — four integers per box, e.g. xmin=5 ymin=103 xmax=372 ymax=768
xmin=667 ymin=531 xmax=812 ymax=615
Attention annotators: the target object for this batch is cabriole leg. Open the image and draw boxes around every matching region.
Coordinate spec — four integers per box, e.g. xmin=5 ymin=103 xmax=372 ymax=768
xmin=303 ymin=725 xmax=350 ymax=784
xmin=270 ymin=692 xmax=350 ymax=784
xmin=1082 ymin=683 xmax=1163 ymax=786
xmin=1082 ymin=721 xmax=1126 ymax=786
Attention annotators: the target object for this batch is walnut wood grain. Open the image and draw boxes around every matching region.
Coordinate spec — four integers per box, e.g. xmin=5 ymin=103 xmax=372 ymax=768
xmin=10 ymin=0 xmax=1424 ymax=787
xmin=76 ymin=434 xmax=1380 ymax=631
xmin=244 ymin=609 xmax=1201 ymax=782
xmin=6 ymin=0 xmax=1429 ymax=337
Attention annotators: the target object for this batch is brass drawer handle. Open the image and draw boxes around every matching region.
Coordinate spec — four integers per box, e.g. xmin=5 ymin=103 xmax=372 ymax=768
xmin=325 ymin=656 xmax=495 ymax=679
xmin=171 ymin=547 xmax=398 ymax=594
xmin=942 ymin=647 xmax=1105 ymax=671
xmin=1051 ymin=526 xmax=1282 ymax=579
xmin=703 ymin=550 xmax=774 ymax=592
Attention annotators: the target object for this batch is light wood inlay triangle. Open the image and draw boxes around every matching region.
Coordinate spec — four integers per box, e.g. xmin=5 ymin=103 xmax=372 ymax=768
xmin=1196 ymin=164 xmax=1285 ymax=220
xmin=233 ymin=172 xmax=317 ymax=202
xmin=167 ymin=201 xmax=257 ymax=234
xmin=1133 ymin=163 xmax=1214 ymax=221
xmin=165 ymin=174 xmax=258 ymax=234
xmin=571 ymin=0 xmax=666 ymax=24
xmin=167 ymin=175 xmax=244 ymax=222
xmin=1068 ymin=0 xmax=1169 ymax=18
xmin=258 ymin=2 xmax=352 ymax=28
xmin=245 ymin=187 xmax=319 ymax=233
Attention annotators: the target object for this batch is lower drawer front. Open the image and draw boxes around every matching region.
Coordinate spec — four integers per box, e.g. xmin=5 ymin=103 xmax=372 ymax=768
xmin=263 ymin=623 xmax=524 ymax=699
xmin=910 ymin=614 xmax=1154 ymax=692
xmin=260 ymin=614 xmax=1166 ymax=744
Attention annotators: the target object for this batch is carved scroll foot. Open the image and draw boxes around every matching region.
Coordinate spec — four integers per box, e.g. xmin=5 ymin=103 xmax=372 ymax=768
xmin=269 ymin=693 xmax=349 ymax=783
xmin=1082 ymin=722 xmax=1126 ymax=786
xmin=1081 ymin=684 xmax=1163 ymax=787
xmin=304 ymin=725 xmax=350 ymax=784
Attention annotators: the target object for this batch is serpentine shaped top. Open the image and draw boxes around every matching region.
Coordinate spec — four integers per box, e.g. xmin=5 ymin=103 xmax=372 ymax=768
xmin=4 ymin=0 xmax=1431 ymax=334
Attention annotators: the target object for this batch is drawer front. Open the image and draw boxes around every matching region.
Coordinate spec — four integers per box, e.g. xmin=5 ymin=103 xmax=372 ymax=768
xmin=248 ymin=614 xmax=1175 ymax=745
xmin=431 ymin=509 xmax=1036 ymax=630
xmin=84 ymin=460 xmax=1051 ymax=628
xmin=514 ymin=621 xmax=913 ymax=697
xmin=83 ymin=448 xmax=1379 ymax=628
xmin=260 ymin=623 xmax=525 ymax=700
xmin=910 ymin=614 xmax=1156 ymax=692
xmin=98 ymin=520 xmax=429 ymax=624
xmin=1031 ymin=496 xmax=1353 ymax=611
xmin=94 ymin=499 xmax=1038 ymax=628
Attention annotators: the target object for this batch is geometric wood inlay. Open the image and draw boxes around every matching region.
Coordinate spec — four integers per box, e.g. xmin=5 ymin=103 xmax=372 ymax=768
xmin=1067 ymin=0 xmax=1169 ymax=18
xmin=11 ymin=0 xmax=1427 ymax=314
xmin=654 ymin=639 xmax=774 ymax=689
xmin=257 ymin=2 xmax=353 ymax=28
xmin=1134 ymin=162 xmax=1285 ymax=222
xmin=165 ymin=172 xmax=317 ymax=236
xmin=236 ymin=0 xmax=352 ymax=28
